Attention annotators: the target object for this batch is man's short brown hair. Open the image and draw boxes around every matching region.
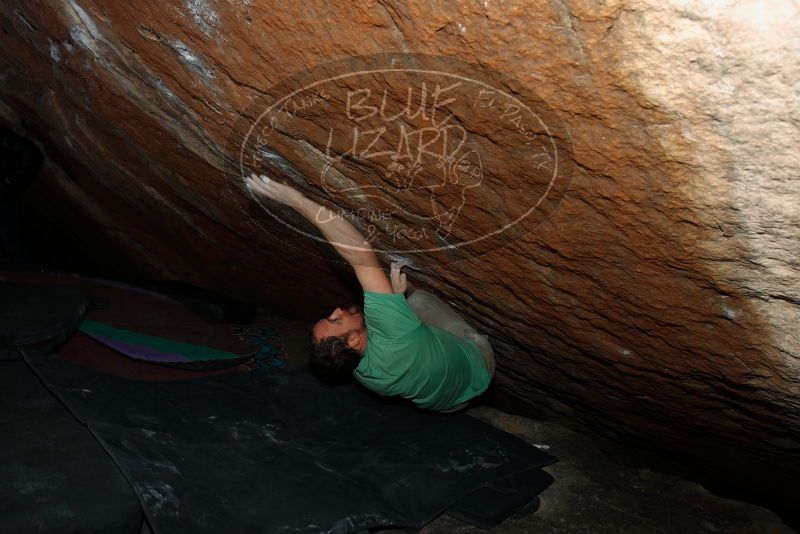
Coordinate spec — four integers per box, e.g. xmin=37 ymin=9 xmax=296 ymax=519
xmin=309 ymin=334 xmax=361 ymax=384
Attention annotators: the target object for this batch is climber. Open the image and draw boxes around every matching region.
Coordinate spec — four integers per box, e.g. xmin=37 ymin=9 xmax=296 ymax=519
xmin=245 ymin=173 xmax=495 ymax=412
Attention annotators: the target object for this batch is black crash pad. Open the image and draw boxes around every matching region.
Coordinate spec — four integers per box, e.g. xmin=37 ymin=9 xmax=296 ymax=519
xmin=0 ymin=282 xmax=90 ymax=359
xmin=0 ymin=360 xmax=143 ymax=533
xmin=447 ymin=467 xmax=554 ymax=528
xmin=25 ymin=350 xmax=557 ymax=533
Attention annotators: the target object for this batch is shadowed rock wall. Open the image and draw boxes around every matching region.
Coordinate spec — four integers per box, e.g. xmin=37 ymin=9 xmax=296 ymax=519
xmin=1 ymin=0 xmax=797 ymax=522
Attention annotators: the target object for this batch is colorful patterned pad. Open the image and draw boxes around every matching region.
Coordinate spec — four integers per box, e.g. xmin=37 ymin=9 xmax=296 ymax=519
xmin=231 ymin=323 xmax=288 ymax=369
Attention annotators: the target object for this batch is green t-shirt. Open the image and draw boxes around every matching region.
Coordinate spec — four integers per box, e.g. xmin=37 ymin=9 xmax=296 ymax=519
xmin=353 ymin=290 xmax=491 ymax=411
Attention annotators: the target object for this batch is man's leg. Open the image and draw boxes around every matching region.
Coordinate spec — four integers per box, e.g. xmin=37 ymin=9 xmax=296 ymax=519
xmin=407 ymin=290 xmax=495 ymax=377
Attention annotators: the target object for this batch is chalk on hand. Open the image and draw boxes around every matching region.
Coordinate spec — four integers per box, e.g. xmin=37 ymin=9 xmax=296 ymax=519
xmin=388 ymin=254 xmax=418 ymax=270
xmin=260 ymin=175 xmax=271 ymax=184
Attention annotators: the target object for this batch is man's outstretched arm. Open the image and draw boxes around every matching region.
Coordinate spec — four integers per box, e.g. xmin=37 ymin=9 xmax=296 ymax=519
xmin=246 ymin=174 xmax=393 ymax=294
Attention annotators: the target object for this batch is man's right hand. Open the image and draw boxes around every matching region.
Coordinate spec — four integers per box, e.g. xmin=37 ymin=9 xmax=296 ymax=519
xmin=246 ymin=173 xmax=305 ymax=207
xmin=245 ymin=171 xmax=393 ymax=294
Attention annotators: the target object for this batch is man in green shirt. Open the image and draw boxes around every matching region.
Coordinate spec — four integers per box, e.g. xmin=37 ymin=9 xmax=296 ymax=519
xmin=246 ymin=174 xmax=494 ymax=412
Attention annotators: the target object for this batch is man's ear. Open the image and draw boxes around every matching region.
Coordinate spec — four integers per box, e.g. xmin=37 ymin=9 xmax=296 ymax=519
xmin=346 ymin=330 xmax=361 ymax=349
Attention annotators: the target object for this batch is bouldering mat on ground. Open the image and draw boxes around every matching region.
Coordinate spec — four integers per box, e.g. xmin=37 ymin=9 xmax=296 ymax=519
xmin=446 ymin=467 xmax=554 ymax=528
xmin=79 ymin=320 xmax=250 ymax=365
xmin=24 ymin=350 xmax=557 ymax=534
xmin=60 ymin=332 xmax=257 ymax=382
xmin=1 ymin=271 xmax=256 ymax=369
xmin=0 ymin=360 xmax=143 ymax=534
xmin=0 ymin=282 xmax=90 ymax=359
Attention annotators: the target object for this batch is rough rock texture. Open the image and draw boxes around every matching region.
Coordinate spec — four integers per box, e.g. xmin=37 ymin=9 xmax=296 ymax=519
xmin=0 ymin=0 xmax=798 ymax=525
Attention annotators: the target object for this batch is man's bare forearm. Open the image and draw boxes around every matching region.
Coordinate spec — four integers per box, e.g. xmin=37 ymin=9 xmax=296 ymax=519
xmin=292 ymin=196 xmax=380 ymax=267
xmin=246 ymin=173 xmax=393 ymax=292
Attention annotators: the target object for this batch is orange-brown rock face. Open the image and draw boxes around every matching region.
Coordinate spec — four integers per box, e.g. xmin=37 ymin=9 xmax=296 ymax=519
xmin=1 ymin=0 xmax=798 ymax=521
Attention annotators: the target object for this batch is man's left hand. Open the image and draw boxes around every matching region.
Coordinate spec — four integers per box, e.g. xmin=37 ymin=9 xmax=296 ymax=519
xmin=390 ymin=261 xmax=408 ymax=294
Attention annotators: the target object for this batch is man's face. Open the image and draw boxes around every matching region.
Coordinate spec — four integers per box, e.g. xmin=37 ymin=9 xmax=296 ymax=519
xmin=312 ymin=305 xmax=364 ymax=345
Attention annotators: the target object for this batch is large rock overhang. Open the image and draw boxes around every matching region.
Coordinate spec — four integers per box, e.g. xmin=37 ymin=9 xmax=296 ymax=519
xmin=1 ymin=0 xmax=798 ymax=523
